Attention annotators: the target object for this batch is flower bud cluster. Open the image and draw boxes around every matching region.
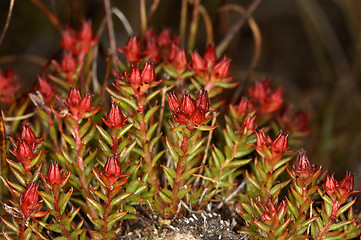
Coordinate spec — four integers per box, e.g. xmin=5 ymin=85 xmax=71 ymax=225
xmin=167 ymin=89 xmax=210 ymax=131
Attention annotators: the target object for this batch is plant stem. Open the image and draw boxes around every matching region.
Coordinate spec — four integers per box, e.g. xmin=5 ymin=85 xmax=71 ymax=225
xmin=171 ymin=135 xmax=189 ymax=211
xmin=139 ymin=0 xmax=147 ymax=39
xmin=187 ymin=0 xmax=200 ymax=51
xmin=216 ymin=0 xmax=262 ymax=56
xmin=54 ymin=195 xmax=74 ymax=240
xmin=103 ymin=0 xmax=118 ymax=72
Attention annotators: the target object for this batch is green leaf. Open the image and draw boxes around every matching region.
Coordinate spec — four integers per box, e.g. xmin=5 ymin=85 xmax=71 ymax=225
xmin=86 ymin=196 xmax=104 ymax=216
xmin=59 ymin=187 xmax=73 ymax=214
xmin=110 ymin=192 xmax=132 ymax=207
xmin=126 ymin=179 xmax=141 ymax=193
xmin=337 ymin=198 xmax=356 ymax=217
xmin=84 ymin=149 xmax=98 ymax=166
xmin=144 ymin=105 xmax=159 ymax=123
xmin=9 ymin=166 xmax=26 ymax=187
xmin=83 ymin=126 xmax=96 ymax=145
xmin=166 ymin=137 xmax=179 ymax=162
xmin=90 ymin=189 xmax=108 ymax=202
xmin=79 ymin=119 xmax=91 ymax=138
xmin=145 ymin=89 xmax=161 ymax=104
xmin=29 ymin=150 xmax=43 ymax=167
xmin=6 ymin=159 xmax=24 ymax=174
xmin=41 ymin=223 xmax=62 ymax=233
xmin=159 ymin=191 xmax=171 ymax=203
xmin=1 ymin=217 xmax=19 ymax=232
xmin=162 ymin=165 xmax=176 ymax=187
xmin=95 ymin=124 xmax=113 ymax=145
xmin=108 ymin=211 xmax=129 ymax=228
xmin=270 ymin=180 xmax=291 ymax=196
xmin=186 ymin=138 xmax=205 ymax=156
xmin=163 ymin=64 xmax=178 ymax=79
xmin=117 ymin=121 xmax=135 ymax=139
xmin=146 ymin=122 xmax=158 ymax=140
xmin=178 ymin=188 xmax=192 ymax=199
xmin=118 ymin=95 xmax=138 ymax=110
xmin=62 ymin=134 xmax=76 ymax=148
xmin=195 ymin=125 xmax=217 ymax=131
xmin=228 ymin=158 xmax=252 ymax=167
xmin=152 ymin=150 xmax=165 ymax=165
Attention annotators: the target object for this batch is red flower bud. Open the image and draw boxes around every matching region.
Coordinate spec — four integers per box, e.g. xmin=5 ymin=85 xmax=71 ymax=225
xmin=191 ymin=51 xmax=207 ymax=73
xmin=339 ymin=172 xmax=354 ymax=196
xmin=271 ymin=131 xmax=289 ymax=153
xmin=103 ymin=103 xmax=127 ymax=128
xmin=195 ymin=89 xmax=209 ymax=113
xmin=237 ymin=97 xmax=251 ymax=116
xmin=242 ymin=116 xmax=257 ymax=134
xmin=167 ymin=43 xmax=178 ymax=62
xmin=120 ymin=36 xmax=141 ymax=63
xmin=78 ymin=21 xmax=93 ymax=41
xmin=145 ymin=40 xmax=160 ymax=62
xmin=67 ymin=88 xmax=82 ymax=108
xmin=249 ymin=80 xmax=269 ymax=103
xmin=255 ymin=130 xmax=268 ymax=147
xmin=104 ymin=156 xmax=122 ymax=184
xmin=61 ymin=51 xmax=76 ymax=72
xmin=190 ymin=109 xmax=205 ymax=125
xmin=38 ymin=76 xmax=56 ymax=104
xmin=79 ymin=93 xmax=93 ymax=113
xmin=324 ymin=174 xmax=338 ymax=199
xmin=46 ymin=162 xmax=62 ymax=186
xmin=21 ymin=122 xmax=37 ymax=147
xmin=20 ymin=182 xmax=39 ymax=218
xmin=173 ymin=48 xmax=187 ymax=71
xmin=158 ymin=28 xmax=171 ymax=48
xmin=203 ymin=44 xmax=217 ymax=68
xmin=167 ymin=92 xmax=181 ymax=113
xmin=16 ymin=139 xmax=33 ymax=161
xmin=212 ymin=57 xmax=231 ymax=80
xmin=181 ymin=92 xmax=196 ymax=115
xmin=141 ymin=61 xmax=155 ymax=84
xmin=129 ymin=66 xmax=142 ymax=86
xmin=60 ymin=28 xmax=76 ymax=50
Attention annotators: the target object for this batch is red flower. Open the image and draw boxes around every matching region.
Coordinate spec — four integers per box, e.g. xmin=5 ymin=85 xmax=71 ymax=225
xmin=254 ymin=130 xmax=293 ymax=168
xmin=255 ymin=130 xmax=269 ymax=147
xmin=46 ymin=162 xmax=62 ymax=186
xmin=181 ymin=92 xmax=196 ymax=115
xmin=52 ymin=88 xmax=99 ymax=121
xmin=195 ymin=89 xmax=209 ymax=113
xmin=236 ymin=97 xmax=251 ymax=117
xmin=129 ymin=66 xmax=142 ymax=88
xmin=203 ymin=44 xmax=217 ymax=69
xmin=248 ymin=79 xmax=284 ymax=115
xmin=61 ymin=51 xmax=77 ymax=73
xmin=102 ymin=103 xmax=128 ymax=128
xmin=0 ymin=68 xmax=20 ymax=104
xmin=271 ymin=131 xmax=289 ymax=153
xmin=211 ymin=56 xmax=231 ymax=80
xmin=21 ymin=122 xmax=37 ymax=147
xmin=14 ymin=139 xmax=34 ymax=162
xmin=145 ymin=39 xmax=160 ymax=62
xmin=167 ymin=91 xmax=181 ymax=112
xmin=60 ymin=27 xmax=76 ymax=51
xmin=37 ymin=76 xmax=56 ymax=104
xmin=103 ymin=156 xmax=122 ymax=184
xmin=20 ymin=183 xmax=46 ymax=219
xmin=141 ymin=61 xmax=156 ymax=84
xmin=339 ymin=172 xmax=355 ymax=198
xmin=241 ymin=116 xmax=257 ymax=135
xmin=292 ymin=150 xmax=321 ymax=186
xmin=157 ymin=29 xmax=172 ymax=48
xmin=119 ymin=36 xmax=142 ymax=63
xmin=190 ymin=51 xmax=207 ymax=74
xmin=168 ymin=90 xmax=211 ymax=131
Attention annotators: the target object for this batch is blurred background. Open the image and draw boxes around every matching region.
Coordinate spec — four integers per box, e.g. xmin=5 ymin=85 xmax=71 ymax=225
xmin=0 ymin=0 xmax=361 ymax=191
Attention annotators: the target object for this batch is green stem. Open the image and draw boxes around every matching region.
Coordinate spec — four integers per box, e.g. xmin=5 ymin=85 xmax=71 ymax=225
xmin=180 ymin=0 xmax=188 ymax=44
xmin=187 ymin=0 xmax=200 ymax=51
xmin=139 ymin=0 xmax=147 ymax=39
